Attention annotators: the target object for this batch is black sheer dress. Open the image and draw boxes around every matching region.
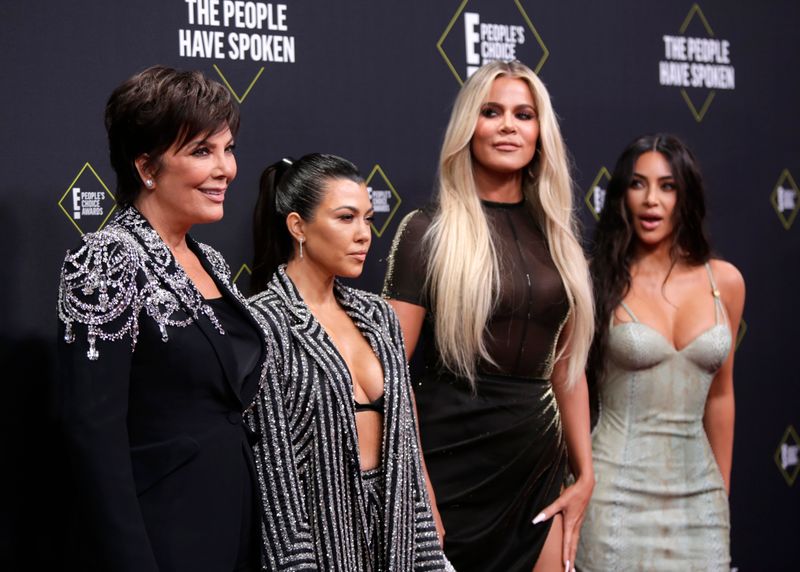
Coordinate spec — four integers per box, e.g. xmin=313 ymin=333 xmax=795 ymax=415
xmin=383 ymin=199 xmax=570 ymax=572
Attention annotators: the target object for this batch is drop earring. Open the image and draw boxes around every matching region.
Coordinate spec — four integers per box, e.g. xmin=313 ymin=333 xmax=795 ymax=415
xmin=298 ymin=237 xmax=304 ymax=259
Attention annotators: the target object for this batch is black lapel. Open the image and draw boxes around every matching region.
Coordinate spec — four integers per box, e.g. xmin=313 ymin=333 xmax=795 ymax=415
xmin=187 ymin=237 xmax=250 ymax=409
xmin=210 ymin=259 xmax=267 ymax=408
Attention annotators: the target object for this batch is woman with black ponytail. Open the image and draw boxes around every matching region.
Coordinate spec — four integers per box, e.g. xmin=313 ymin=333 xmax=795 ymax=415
xmin=246 ymin=153 xmax=448 ymax=571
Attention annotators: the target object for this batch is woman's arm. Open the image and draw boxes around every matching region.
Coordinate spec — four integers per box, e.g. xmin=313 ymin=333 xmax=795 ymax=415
xmin=387 ymin=298 xmax=445 ymax=545
xmin=58 ymin=239 xmax=160 ymax=572
xmin=534 ymin=318 xmax=594 ymax=572
xmin=387 ymin=299 xmax=426 ymax=360
xmin=704 ymin=260 xmax=745 ymax=494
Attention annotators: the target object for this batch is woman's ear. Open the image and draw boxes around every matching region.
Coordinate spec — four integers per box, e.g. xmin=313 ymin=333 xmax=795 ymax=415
xmin=134 ymin=154 xmax=155 ymax=189
xmin=286 ymin=212 xmax=305 ymax=242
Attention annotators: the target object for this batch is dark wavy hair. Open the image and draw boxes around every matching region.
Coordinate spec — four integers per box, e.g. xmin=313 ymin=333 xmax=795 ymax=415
xmin=251 ymin=153 xmax=364 ymax=293
xmin=588 ymin=134 xmax=711 ymax=397
xmin=105 ymin=65 xmax=240 ymax=206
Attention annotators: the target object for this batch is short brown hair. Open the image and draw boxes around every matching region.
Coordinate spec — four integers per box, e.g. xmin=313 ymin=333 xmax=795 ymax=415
xmin=104 ymin=65 xmax=240 ymax=206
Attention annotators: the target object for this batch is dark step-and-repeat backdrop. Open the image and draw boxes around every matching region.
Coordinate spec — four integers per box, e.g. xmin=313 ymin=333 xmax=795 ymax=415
xmin=1 ymin=2 xmax=797 ymax=569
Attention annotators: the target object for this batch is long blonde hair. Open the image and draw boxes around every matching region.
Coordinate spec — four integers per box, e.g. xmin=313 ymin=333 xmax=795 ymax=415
xmin=425 ymin=60 xmax=593 ymax=389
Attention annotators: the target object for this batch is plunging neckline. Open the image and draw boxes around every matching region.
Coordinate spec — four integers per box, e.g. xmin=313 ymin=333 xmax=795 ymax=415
xmin=611 ymin=320 xmax=729 ymax=354
xmin=282 ymin=268 xmax=388 ymax=411
xmin=611 ymin=262 xmax=731 ymax=354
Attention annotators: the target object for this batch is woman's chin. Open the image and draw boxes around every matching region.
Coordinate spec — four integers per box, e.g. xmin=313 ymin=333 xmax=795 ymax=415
xmin=336 ymin=263 xmax=365 ymax=280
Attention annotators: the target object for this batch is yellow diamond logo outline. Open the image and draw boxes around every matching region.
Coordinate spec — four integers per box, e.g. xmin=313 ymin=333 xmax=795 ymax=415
xmin=735 ymin=318 xmax=746 ymax=351
xmin=584 ymin=166 xmax=611 ymax=221
xmin=774 ymin=425 xmax=800 ymax=486
xmin=677 ymin=3 xmax=717 ymax=123
xmin=57 ymin=162 xmax=116 ymax=235
xmin=770 ymin=169 xmax=799 ymax=230
xmin=365 ymin=164 xmax=402 ymax=238
xmin=680 ymin=89 xmax=716 ymax=123
xmin=436 ymin=0 xmax=549 ymax=86
xmin=233 ymin=263 xmax=252 ymax=286
xmin=214 ymin=64 xmax=265 ymax=104
xmin=679 ymin=3 xmax=714 ymax=36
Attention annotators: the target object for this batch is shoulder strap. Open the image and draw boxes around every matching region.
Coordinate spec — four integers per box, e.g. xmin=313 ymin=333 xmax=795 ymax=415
xmin=704 ymin=262 xmax=726 ymax=324
xmin=619 ymin=301 xmax=639 ymax=322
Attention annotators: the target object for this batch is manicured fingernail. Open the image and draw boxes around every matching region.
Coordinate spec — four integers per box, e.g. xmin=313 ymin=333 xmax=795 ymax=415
xmin=532 ymin=512 xmax=545 ymax=525
xmin=564 ymin=560 xmax=570 ymax=572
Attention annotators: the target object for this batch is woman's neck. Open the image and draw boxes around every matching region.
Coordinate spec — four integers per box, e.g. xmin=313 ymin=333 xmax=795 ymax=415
xmin=134 ymin=197 xmax=190 ymax=253
xmin=285 ymin=259 xmax=337 ymax=309
xmin=473 ymin=164 xmax=524 ymax=203
xmin=630 ymin=239 xmax=678 ymax=278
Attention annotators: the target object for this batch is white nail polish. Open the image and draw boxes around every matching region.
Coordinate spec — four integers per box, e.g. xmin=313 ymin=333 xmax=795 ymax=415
xmin=564 ymin=560 xmax=570 ymax=572
xmin=532 ymin=512 xmax=545 ymax=525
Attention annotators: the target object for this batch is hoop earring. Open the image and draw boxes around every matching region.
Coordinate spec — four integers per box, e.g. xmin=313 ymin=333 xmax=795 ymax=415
xmin=298 ymin=237 xmax=304 ymax=259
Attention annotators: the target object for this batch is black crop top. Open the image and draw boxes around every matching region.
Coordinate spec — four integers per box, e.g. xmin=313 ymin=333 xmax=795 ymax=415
xmin=354 ymin=393 xmax=385 ymax=414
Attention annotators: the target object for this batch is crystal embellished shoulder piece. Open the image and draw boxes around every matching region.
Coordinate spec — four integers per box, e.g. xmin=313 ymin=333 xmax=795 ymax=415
xmin=58 ymin=207 xmax=226 ymax=361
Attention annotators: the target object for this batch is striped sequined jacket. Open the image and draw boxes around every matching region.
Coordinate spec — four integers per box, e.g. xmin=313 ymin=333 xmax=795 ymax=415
xmin=246 ymin=266 xmax=445 ymax=571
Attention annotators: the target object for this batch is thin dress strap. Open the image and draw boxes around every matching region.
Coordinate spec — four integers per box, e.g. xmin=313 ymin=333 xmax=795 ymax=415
xmin=704 ymin=262 xmax=726 ymax=325
xmin=619 ymin=301 xmax=639 ymax=323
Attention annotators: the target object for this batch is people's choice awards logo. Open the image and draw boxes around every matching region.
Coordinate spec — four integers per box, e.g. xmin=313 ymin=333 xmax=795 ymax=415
xmin=659 ymin=4 xmax=735 ymax=122
xmin=437 ymin=0 xmax=548 ymax=84
xmin=774 ymin=425 xmax=800 ymax=486
xmin=584 ymin=167 xmax=611 ymax=221
xmin=771 ymin=169 xmax=799 ymax=230
xmin=58 ymin=163 xmax=116 ymax=235
xmin=365 ymin=165 xmax=402 ymax=238
xmin=178 ymin=0 xmax=297 ymax=102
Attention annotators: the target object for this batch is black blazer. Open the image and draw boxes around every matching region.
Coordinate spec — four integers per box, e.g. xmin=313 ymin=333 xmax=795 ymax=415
xmin=57 ymin=207 xmax=267 ymax=572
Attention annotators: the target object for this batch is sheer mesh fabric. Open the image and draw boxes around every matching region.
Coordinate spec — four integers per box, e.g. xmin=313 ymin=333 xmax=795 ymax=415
xmin=383 ymin=199 xmax=569 ymax=380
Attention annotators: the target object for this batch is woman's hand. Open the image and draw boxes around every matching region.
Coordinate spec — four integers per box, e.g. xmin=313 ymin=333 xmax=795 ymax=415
xmin=547 ymin=335 xmax=594 ymax=572
xmin=533 ymin=476 xmax=593 ymax=572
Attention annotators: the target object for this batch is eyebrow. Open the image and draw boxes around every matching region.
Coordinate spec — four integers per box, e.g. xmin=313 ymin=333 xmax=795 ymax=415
xmin=632 ymin=172 xmax=675 ymax=181
xmin=187 ymin=135 xmax=235 ymax=148
xmin=482 ymin=101 xmax=535 ymax=109
xmin=331 ymin=205 xmax=374 ymax=214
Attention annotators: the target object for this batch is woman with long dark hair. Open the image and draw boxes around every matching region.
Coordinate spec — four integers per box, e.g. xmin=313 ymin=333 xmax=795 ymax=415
xmin=576 ymin=134 xmax=744 ymax=570
xmin=247 ymin=154 xmax=448 ymax=571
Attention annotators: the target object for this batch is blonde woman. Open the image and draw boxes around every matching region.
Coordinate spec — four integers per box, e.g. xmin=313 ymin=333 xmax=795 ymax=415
xmin=383 ymin=60 xmax=594 ymax=572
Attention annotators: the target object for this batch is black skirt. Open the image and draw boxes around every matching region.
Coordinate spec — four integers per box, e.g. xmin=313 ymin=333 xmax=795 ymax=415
xmin=416 ymin=372 xmax=567 ymax=572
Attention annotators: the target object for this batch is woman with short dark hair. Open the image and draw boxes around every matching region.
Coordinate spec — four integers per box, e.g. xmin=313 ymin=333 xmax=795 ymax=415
xmin=57 ymin=65 xmax=266 ymax=572
xmin=576 ymin=134 xmax=744 ymax=570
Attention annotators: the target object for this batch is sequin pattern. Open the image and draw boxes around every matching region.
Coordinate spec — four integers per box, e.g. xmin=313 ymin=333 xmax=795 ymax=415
xmin=246 ymin=266 xmax=445 ymax=571
xmin=57 ymin=207 xmax=233 ymax=360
